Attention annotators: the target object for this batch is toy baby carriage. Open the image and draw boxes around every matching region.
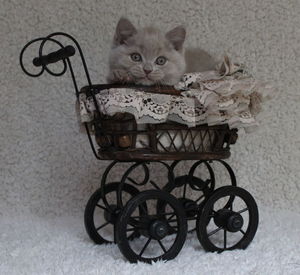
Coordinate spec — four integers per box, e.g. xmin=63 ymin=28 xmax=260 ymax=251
xmin=20 ymin=32 xmax=262 ymax=264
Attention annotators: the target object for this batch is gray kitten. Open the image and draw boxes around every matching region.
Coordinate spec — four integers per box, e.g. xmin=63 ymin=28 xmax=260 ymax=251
xmin=107 ymin=18 xmax=186 ymax=86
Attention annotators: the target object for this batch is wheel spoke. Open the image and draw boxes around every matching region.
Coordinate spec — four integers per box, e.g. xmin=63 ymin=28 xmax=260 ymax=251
xmin=225 ymin=195 xmax=236 ymax=210
xmin=208 ymin=227 xmax=222 ymax=237
xmin=224 ymin=229 xmax=227 ymax=249
xmin=167 ymin=214 xmax=176 ymax=221
xmin=139 ymin=237 xmax=152 ymax=257
xmin=240 ymin=229 xmax=246 ymax=235
xmin=114 ymin=190 xmax=118 ymax=202
xmin=129 ymin=217 xmax=141 ymax=223
xmin=237 ymin=208 xmax=248 ymax=214
xmin=128 ymin=218 xmax=147 ymax=228
xmin=224 ymin=203 xmax=233 ymax=211
xmin=157 ymin=239 xmax=167 ymax=253
xmin=195 ymin=194 xmax=205 ymax=203
xmin=127 ymin=177 xmax=138 ymax=185
xmin=188 ymin=228 xmax=196 ymax=233
xmin=140 ymin=203 xmax=148 ymax=215
xmin=96 ymin=204 xmax=107 ymax=211
xmin=183 ymin=182 xmax=187 ymax=198
xmin=150 ymin=180 xmax=161 ymax=190
xmin=96 ymin=221 xmax=109 ymax=231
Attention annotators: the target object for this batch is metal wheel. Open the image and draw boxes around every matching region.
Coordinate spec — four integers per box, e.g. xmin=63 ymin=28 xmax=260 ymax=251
xmin=84 ymin=182 xmax=144 ymax=244
xmin=196 ymin=186 xmax=259 ymax=252
xmin=116 ymin=190 xmax=187 ymax=263
xmin=159 ymin=161 xmax=215 ymax=233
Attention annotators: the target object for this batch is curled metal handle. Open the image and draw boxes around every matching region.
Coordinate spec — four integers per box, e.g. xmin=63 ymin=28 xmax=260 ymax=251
xmin=19 ymin=32 xmax=101 ymax=160
xmin=19 ymin=37 xmax=68 ymax=78
xmin=33 ymin=45 xmax=75 ymax=67
xmin=19 ymin=32 xmax=92 ymax=87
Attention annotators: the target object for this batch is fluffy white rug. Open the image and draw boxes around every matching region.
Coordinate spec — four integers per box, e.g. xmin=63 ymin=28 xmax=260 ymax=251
xmin=1 ymin=206 xmax=299 ymax=275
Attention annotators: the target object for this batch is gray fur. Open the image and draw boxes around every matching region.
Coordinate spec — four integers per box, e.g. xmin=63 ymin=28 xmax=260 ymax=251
xmin=108 ymin=18 xmax=186 ymax=86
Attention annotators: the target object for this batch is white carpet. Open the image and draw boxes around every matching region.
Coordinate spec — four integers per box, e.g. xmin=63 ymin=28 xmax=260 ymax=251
xmin=1 ymin=206 xmax=299 ymax=275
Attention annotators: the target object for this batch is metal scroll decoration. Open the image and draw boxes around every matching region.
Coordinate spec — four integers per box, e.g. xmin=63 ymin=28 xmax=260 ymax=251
xmin=19 ymin=32 xmax=101 ymax=159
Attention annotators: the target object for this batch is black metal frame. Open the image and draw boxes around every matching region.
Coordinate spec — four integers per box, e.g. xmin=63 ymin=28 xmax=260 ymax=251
xmin=20 ymin=32 xmax=102 ymax=159
xmin=99 ymin=160 xmax=237 ymax=207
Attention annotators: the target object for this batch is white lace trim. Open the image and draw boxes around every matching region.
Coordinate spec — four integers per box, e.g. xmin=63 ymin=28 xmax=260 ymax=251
xmin=79 ymin=56 xmax=272 ymax=131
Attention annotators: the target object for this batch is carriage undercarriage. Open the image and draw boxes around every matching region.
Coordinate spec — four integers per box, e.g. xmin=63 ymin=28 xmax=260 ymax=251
xmin=84 ymin=159 xmax=258 ymax=263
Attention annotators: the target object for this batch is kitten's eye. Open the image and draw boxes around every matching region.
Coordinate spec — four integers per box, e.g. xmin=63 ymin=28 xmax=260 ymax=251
xmin=130 ymin=53 xmax=142 ymax=62
xmin=155 ymin=56 xmax=167 ymax=65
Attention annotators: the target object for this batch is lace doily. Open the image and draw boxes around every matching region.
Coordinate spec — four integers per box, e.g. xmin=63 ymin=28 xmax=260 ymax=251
xmin=79 ymin=56 xmax=272 ymax=132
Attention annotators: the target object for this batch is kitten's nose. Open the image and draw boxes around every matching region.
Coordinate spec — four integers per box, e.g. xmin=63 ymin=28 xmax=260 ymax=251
xmin=143 ymin=64 xmax=153 ymax=75
xmin=143 ymin=69 xmax=152 ymax=75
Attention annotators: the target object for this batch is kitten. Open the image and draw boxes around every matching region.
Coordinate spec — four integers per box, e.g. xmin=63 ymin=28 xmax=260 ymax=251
xmin=107 ymin=18 xmax=186 ymax=86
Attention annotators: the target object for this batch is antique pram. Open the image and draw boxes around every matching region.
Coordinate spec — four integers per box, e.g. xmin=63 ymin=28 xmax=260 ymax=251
xmin=20 ymin=33 xmax=259 ymax=264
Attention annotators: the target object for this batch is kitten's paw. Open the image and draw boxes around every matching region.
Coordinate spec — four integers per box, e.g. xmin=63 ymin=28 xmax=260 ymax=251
xmin=112 ymin=69 xmax=133 ymax=83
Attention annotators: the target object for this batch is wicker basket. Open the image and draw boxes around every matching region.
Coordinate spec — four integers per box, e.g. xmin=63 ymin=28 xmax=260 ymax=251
xmin=81 ymin=85 xmax=238 ymax=161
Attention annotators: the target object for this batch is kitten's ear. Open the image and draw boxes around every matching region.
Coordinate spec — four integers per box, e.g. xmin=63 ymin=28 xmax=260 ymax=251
xmin=114 ymin=17 xmax=137 ymax=45
xmin=166 ymin=26 xmax=186 ymax=51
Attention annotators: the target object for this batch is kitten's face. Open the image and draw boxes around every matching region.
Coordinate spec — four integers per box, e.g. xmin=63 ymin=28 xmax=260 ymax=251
xmin=109 ymin=18 xmax=186 ymax=86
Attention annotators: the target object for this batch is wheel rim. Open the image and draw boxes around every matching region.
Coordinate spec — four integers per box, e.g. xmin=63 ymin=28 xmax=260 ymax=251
xmin=84 ymin=182 xmax=143 ymax=244
xmin=196 ymin=186 xmax=259 ymax=252
xmin=116 ymin=190 xmax=187 ymax=263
